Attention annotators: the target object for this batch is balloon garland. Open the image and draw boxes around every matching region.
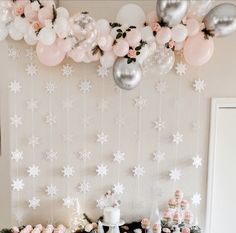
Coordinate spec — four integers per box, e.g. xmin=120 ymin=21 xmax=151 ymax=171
xmin=1 ymin=0 xmax=236 ymax=90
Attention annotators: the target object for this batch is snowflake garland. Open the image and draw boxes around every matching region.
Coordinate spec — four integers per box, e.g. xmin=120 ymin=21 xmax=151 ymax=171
xmin=45 ymin=82 xmax=56 ymax=94
xmin=193 ymin=79 xmax=206 ymax=93
xmin=169 ymin=168 xmax=182 ymax=181
xmin=11 ymin=149 xmax=23 ymax=162
xmin=96 ymin=196 xmax=108 ymax=209
xmin=78 ymin=149 xmax=91 ymax=161
xmin=155 ymin=80 xmax=167 ymax=94
xmin=153 ymin=119 xmax=166 ymax=131
xmin=25 ymin=63 xmax=38 ymax=77
xmin=97 ymin=65 xmax=109 ymax=78
xmin=96 ymin=132 xmax=108 ymax=145
xmin=97 ymin=99 xmax=109 ymax=111
xmin=113 ymin=182 xmax=125 ymax=195
xmin=45 ymin=113 xmax=56 ymax=126
xmin=46 ymin=149 xmax=58 ymax=162
xmin=78 ymin=181 xmax=90 ymax=193
xmin=113 ymin=150 xmax=125 ymax=164
xmin=132 ymin=165 xmax=145 ymax=177
xmin=10 ymin=114 xmax=22 ymax=128
xmin=153 ymin=150 xmax=166 ymax=163
xmin=79 ymin=80 xmax=92 ymax=93
xmin=62 ymin=98 xmax=74 ymax=110
xmin=27 ymin=165 xmax=40 ymax=178
xmin=9 ymin=80 xmax=22 ymax=94
xmin=175 ymin=62 xmax=187 ymax=76
xmin=8 ymin=47 xmax=20 ymax=60
xmin=28 ymin=197 xmax=40 ymax=210
xmin=45 ymin=184 xmax=57 ymax=197
xmin=62 ymin=196 xmax=74 ymax=208
xmin=192 ymin=155 xmax=203 ymax=169
xmin=11 ymin=178 xmax=24 ymax=191
xmin=134 ymin=96 xmax=147 ymax=110
xmin=61 ymin=64 xmax=74 ymax=78
xmin=26 ymin=98 xmax=38 ymax=111
xmin=62 ymin=165 xmax=75 ymax=178
xmin=191 ymin=193 xmax=202 ymax=206
xmin=172 ymin=132 xmax=184 ymax=145
xmin=96 ymin=164 xmax=108 ymax=177
xmin=28 ymin=135 xmax=39 ymax=148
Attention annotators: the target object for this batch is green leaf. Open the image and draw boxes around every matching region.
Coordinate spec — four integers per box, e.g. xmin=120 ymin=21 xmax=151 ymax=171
xmin=122 ymin=32 xmax=127 ymax=38
xmin=116 ymin=33 xmax=122 ymax=39
xmin=129 ymin=26 xmax=136 ymax=29
xmin=116 ymin=29 xmax=122 ymax=33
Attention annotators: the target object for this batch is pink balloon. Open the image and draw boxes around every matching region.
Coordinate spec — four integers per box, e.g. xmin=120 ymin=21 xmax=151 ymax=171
xmin=171 ymin=24 xmax=188 ymax=43
xmin=113 ymin=39 xmax=129 ymax=57
xmin=125 ymin=29 xmax=142 ymax=47
xmin=68 ymin=47 xmax=86 ymax=63
xmin=156 ymin=27 xmax=172 ymax=45
xmin=175 ymin=41 xmax=185 ymax=51
xmin=57 ymin=38 xmax=72 ymax=52
xmin=183 ymin=32 xmax=214 ymax=66
xmin=38 ymin=6 xmax=54 ymax=26
xmin=36 ymin=40 xmax=66 ymax=66
xmin=146 ymin=11 xmax=158 ymax=25
xmin=186 ymin=18 xmax=200 ymax=37
xmin=24 ymin=4 xmax=38 ymax=22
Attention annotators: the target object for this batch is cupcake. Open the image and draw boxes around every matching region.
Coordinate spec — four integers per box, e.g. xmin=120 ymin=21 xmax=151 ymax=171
xmin=168 ymin=198 xmax=177 ymax=209
xmin=184 ymin=211 xmax=193 ymax=224
xmin=180 ymin=200 xmax=189 ymax=210
xmin=173 ymin=211 xmax=182 ymax=225
xmin=162 ymin=209 xmax=172 ymax=222
xmin=175 ymin=190 xmax=183 ymax=202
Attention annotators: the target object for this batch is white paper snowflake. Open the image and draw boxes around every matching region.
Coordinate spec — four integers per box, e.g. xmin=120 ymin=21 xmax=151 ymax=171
xmin=11 ymin=178 xmax=24 ymax=191
xmin=175 ymin=62 xmax=187 ymax=76
xmin=134 ymin=96 xmax=147 ymax=110
xmin=153 ymin=119 xmax=166 ymax=131
xmin=25 ymin=48 xmax=35 ymax=61
xmin=62 ymin=165 xmax=75 ymax=178
xmin=113 ymin=182 xmax=125 ymax=195
xmin=61 ymin=64 xmax=74 ymax=78
xmin=153 ymin=150 xmax=166 ymax=163
xmin=133 ymin=165 xmax=145 ymax=177
xmin=96 ymin=196 xmax=108 ymax=209
xmin=46 ymin=184 xmax=57 ymax=197
xmin=79 ymin=80 xmax=92 ymax=93
xmin=192 ymin=155 xmax=203 ymax=169
xmin=8 ymin=47 xmax=20 ymax=60
xmin=11 ymin=149 xmax=23 ymax=162
xmin=193 ymin=79 xmax=206 ymax=93
xmin=79 ymin=149 xmax=91 ymax=161
xmin=10 ymin=114 xmax=22 ymax=128
xmin=45 ymin=82 xmax=56 ymax=94
xmin=9 ymin=80 xmax=22 ymax=94
xmin=98 ymin=99 xmax=109 ymax=111
xmin=172 ymin=132 xmax=183 ymax=145
xmin=26 ymin=63 xmax=38 ymax=77
xmin=97 ymin=132 xmax=108 ymax=145
xmin=45 ymin=113 xmax=56 ymax=126
xmin=27 ymin=165 xmax=40 ymax=178
xmin=28 ymin=135 xmax=39 ymax=148
xmin=78 ymin=181 xmax=90 ymax=193
xmin=96 ymin=164 xmax=108 ymax=177
xmin=46 ymin=149 xmax=58 ymax=162
xmin=26 ymin=98 xmax=38 ymax=111
xmin=97 ymin=65 xmax=109 ymax=78
xmin=63 ymin=98 xmax=74 ymax=110
xmin=63 ymin=196 xmax=74 ymax=208
xmin=113 ymin=150 xmax=125 ymax=164
xmin=169 ymin=168 xmax=182 ymax=181
xmin=63 ymin=134 xmax=74 ymax=143
xmin=155 ymin=80 xmax=167 ymax=94
xmin=28 ymin=197 xmax=40 ymax=210
xmin=191 ymin=193 xmax=202 ymax=206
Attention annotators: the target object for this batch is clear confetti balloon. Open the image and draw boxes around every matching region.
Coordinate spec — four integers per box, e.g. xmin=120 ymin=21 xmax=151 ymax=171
xmin=188 ymin=0 xmax=213 ymax=18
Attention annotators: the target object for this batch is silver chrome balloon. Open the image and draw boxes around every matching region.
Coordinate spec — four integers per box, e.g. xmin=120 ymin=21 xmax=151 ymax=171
xmin=113 ymin=58 xmax=142 ymax=90
xmin=203 ymin=3 xmax=236 ymax=37
xmin=156 ymin=0 xmax=188 ymax=27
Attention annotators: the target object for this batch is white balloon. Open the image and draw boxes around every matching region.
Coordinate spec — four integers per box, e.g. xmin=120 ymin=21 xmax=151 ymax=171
xmin=24 ymin=27 xmax=38 ymax=45
xmin=0 ymin=23 xmax=8 ymax=41
xmin=171 ymin=24 xmax=188 ymax=43
xmin=57 ymin=7 xmax=70 ymax=18
xmin=100 ymin=51 xmax=117 ymax=68
xmin=116 ymin=4 xmax=146 ymax=28
xmin=96 ymin=19 xmax=110 ymax=35
xmin=136 ymin=45 xmax=150 ymax=64
xmin=9 ymin=23 xmax=24 ymax=41
xmin=38 ymin=26 xmax=56 ymax=45
xmin=14 ymin=16 xmax=30 ymax=34
xmin=54 ymin=17 xmax=70 ymax=38
xmin=188 ymin=0 xmax=212 ymax=18
xmin=141 ymin=26 xmax=155 ymax=42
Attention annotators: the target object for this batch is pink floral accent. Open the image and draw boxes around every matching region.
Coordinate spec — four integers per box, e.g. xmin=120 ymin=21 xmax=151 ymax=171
xmin=32 ymin=21 xmax=42 ymax=31
xmin=150 ymin=22 xmax=161 ymax=32
xmin=168 ymin=40 xmax=175 ymax=49
xmin=11 ymin=227 xmax=19 ymax=233
xmin=15 ymin=6 xmax=24 ymax=16
xmin=128 ymin=49 xmax=137 ymax=58
xmin=141 ymin=218 xmax=150 ymax=229
xmin=152 ymin=223 xmax=161 ymax=232
xmin=182 ymin=227 xmax=190 ymax=233
xmin=168 ymin=198 xmax=176 ymax=208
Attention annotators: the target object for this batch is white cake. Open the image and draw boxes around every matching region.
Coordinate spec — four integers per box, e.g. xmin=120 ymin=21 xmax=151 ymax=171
xmin=103 ymin=207 xmax=120 ymax=224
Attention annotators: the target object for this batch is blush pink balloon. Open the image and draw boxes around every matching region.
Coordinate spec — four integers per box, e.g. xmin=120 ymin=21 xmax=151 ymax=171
xmin=36 ymin=40 xmax=66 ymax=66
xmin=186 ymin=18 xmax=200 ymax=37
xmin=175 ymin=41 xmax=185 ymax=51
xmin=57 ymin=38 xmax=72 ymax=52
xmin=183 ymin=32 xmax=214 ymax=66
xmin=156 ymin=27 xmax=172 ymax=45
xmin=24 ymin=4 xmax=38 ymax=22
xmin=113 ymin=39 xmax=129 ymax=57
xmin=126 ymin=28 xmax=142 ymax=47
xmin=68 ymin=47 xmax=86 ymax=63
xmin=38 ymin=6 xmax=54 ymax=26
xmin=146 ymin=11 xmax=158 ymax=25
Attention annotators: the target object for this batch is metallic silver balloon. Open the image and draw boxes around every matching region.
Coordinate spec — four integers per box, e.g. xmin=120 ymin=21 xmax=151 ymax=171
xmin=203 ymin=3 xmax=236 ymax=37
xmin=113 ymin=58 xmax=142 ymax=90
xmin=156 ymin=0 xmax=188 ymax=27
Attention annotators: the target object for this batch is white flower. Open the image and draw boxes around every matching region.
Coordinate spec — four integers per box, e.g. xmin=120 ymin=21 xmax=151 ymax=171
xmin=11 ymin=178 xmax=24 ymax=191
xmin=45 ymin=82 xmax=56 ymax=94
xmin=191 ymin=193 xmax=202 ymax=206
xmin=97 ymin=99 xmax=109 ymax=111
xmin=9 ymin=80 xmax=22 ymax=94
xmin=192 ymin=155 xmax=203 ymax=169
xmin=133 ymin=165 xmax=145 ymax=177
xmin=97 ymin=132 xmax=108 ymax=145
xmin=153 ymin=150 xmax=165 ymax=163
xmin=27 ymin=165 xmax=40 ymax=178
xmin=78 ymin=181 xmax=90 ymax=193
xmin=172 ymin=132 xmax=183 ymax=145
xmin=8 ymin=47 xmax=20 ymax=60
xmin=62 ymin=165 xmax=75 ymax=178
xmin=96 ymin=164 xmax=108 ymax=177
xmin=97 ymin=65 xmax=109 ymax=78
xmin=134 ymin=96 xmax=147 ymax=110
xmin=155 ymin=80 xmax=167 ymax=94
xmin=25 ymin=63 xmax=38 ymax=77
xmin=46 ymin=184 xmax=57 ymax=197
xmin=193 ymin=79 xmax=206 ymax=93
xmin=79 ymin=80 xmax=92 ymax=93
xmin=10 ymin=114 xmax=22 ymax=128
xmin=45 ymin=113 xmax=56 ymax=125
xmin=169 ymin=168 xmax=182 ymax=181
xmin=153 ymin=119 xmax=166 ymax=131
xmin=113 ymin=182 xmax=125 ymax=195
xmin=96 ymin=196 xmax=108 ymax=209
xmin=28 ymin=135 xmax=39 ymax=148
xmin=79 ymin=149 xmax=91 ymax=161
xmin=61 ymin=64 xmax=74 ymax=78
xmin=62 ymin=196 xmax=74 ymax=208
xmin=28 ymin=197 xmax=40 ymax=210
xmin=11 ymin=149 xmax=23 ymax=162
xmin=26 ymin=98 xmax=38 ymax=111
xmin=46 ymin=149 xmax=58 ymax=162
xmin=113 ymin=150 xmax=125 ymax=164
xmin=175 ymin=62 xmax=187 ymax=76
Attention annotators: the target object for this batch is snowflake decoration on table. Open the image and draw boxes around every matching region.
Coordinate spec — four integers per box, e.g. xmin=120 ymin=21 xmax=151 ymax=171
xmin=46 ymin=184 xmax=57 ymax=197
xmin=61 ymin=64 xmax=74 ymax=78
xmin=46 ymin=149 xmax=58 ymax=162
xmin=192 ymin=155 xmax=203 ymax=169
xmin=97 ymin=65 xmax=109 ymax=78
xmin=98 ymin=99 xmax=109 ymax=111
xmin=25 ymin=48 xmax=35 ymax=61
xmin=169 ymin=168 xmax=182 ymax=181
xmin=10 ymin=114 xmax=22 ymax=128
xmin=62 ymin=165 xmax=75 ymax=178
xmin=153 ymin=150 xmax=166 ymax=163
xmin=9 ymin=80 xmax=22 ymax=94
xmin=175 ymin=62 xmax=187 ymax=76
xmin=45 ymin=81 xmax=56 ymax=94
xmin=15 ymin=211 xmax=24 ymax=225
xmin=11 ymin=149 xmax=23 ymax=162
xmin=96 ymin=196 xmax=108 ymax=209
xmin=26 ymin=98 xmax=38 ymax=111
xmin=153 ymin=119 xmax=166 ymax=131
xmin=134 ymin=96 xmax=147 ymax=110
xmin=155 ymin=80 xmax=167 ymax=94
xmin=191 ymin=193 xmax=202 ymax=206
xmin=63 ymin=133 xmax=74 ymax=143
xmin=79 ymin=149 xmax=91 ymax=161
xmin=113 ymin=150 xmax=125 ymax=164
xmin=79 ymin=80 xmax=92 ymax=93
xmin=63 ymin=98 xmax=74 ymax=110
xmin=11 ymin=178 xmax=24 ymax=191
xmin=27 ymin=165 xmax=40 ymax=178
xmin=45 ymin=113 xmax=56 ymax=126
xmin=193 ymin=79 xmax=206 ymax=93
xmin=62 ymin=196 xmax=74 ymax=208
xmin=172 ymin=131 xmax=183 ymax=145
xmin=96 ymin=164 xmax=108 ymax=177
xmin=78 ymin=180 xmax=90 ymax=193
xmin=28 ymin=135 xmax=39 ymax=148
xmin=25 ymin=63 xmax=38 ymax=77
xmin=97 ymin=132 xmax=108 ymax=145
xmin=113 ymin=182 xmax=125 ymax=195
xmin=8 ymin=47 xmax=20 ymax=60
xmin=28 ymin=197 xmax=40 ymax=210
xmin=132 ymin=165 xmax=145 ymax=177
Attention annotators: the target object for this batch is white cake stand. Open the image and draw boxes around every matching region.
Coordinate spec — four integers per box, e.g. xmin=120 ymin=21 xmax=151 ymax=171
xmin=102 ymin=220 xmax=125 ymax=233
